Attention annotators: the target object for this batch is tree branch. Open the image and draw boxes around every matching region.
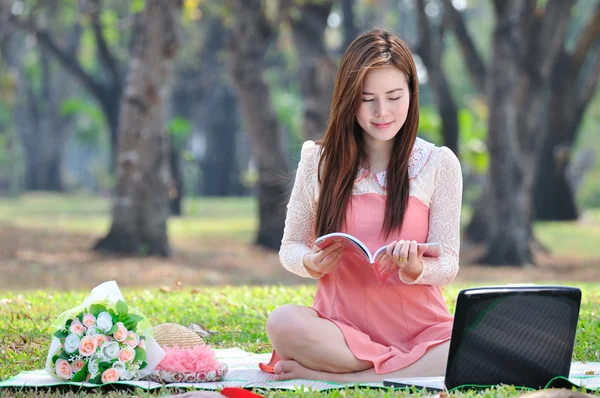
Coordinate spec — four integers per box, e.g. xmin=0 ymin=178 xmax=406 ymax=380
xmin=576 ymin=43 xmax=600 ymax=117
xmin=535 ymin=0 xmax=574 ymax=80
xmin=572 ymin=1 xmax=600 ymax=74
xmin=7 ymin=13 xmax=107 ymax=105
xmin=441 ymin=0 xmax=487 ymax=94
xmin=415 ymin=0 xmax=431 ymax=66
xmin=89 ymin=0 xmax=122 ymax=88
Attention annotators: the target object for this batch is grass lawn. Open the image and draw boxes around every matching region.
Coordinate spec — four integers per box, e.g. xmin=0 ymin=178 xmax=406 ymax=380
xmin=0 ymin=194 xmax=599 ymax=258
xmin=0 ymin=194 xmax=599 ymax=396
xmin=1 ymin=283 xmax=599 ymax=397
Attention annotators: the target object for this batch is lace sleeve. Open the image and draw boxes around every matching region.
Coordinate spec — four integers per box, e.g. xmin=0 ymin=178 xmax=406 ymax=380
xmin=400 ymin=146 xmax=462 ymax=285
xmin=279 ymin=141 xmax=323 ymax=279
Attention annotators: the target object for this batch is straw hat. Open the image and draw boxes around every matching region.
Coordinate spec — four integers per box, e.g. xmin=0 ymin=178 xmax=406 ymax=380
xmin=153 ymin=323 xmax=205 ymax=348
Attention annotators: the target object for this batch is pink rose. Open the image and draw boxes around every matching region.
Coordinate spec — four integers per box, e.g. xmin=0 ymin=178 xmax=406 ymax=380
xmin=78 ymin=336 xmax=97 ymax=357
xmin=70 ymin=319 xmax=85 ymax=335
xmin=112 ymin=322 xmax=128 ymax=342
xmin=71 ymin=359 xmax=85 ymax=373
xmin=82 ymin=314 xmax=96 ymax=328
xmin=95 ymin=334 xmax=108 ymax=347
xmin=101 ymin=368 xmax=120 ymax=383
xmin=55 ymin=359 xmax=72 ymax=380
xmin=118 ymin=347 xmax=136 ymax=363
xmin=125 ymin=331 xmax=139 ymax=348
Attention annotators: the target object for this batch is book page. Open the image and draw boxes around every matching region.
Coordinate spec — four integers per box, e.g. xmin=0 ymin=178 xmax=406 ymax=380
xmin=314 ymin=233 xmax=372 ymax=262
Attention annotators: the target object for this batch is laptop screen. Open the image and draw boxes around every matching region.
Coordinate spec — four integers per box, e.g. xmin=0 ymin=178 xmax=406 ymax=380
xmin=445 ymin=286 xmax=581 ymax=390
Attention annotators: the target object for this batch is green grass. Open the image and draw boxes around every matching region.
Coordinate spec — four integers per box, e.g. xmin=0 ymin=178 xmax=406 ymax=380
xmin=0 ymin=194 xmax=599 ymax=396
xmin=1 ymin=284 xmax=599 ymax=397
xmin=535 ymin=208 xmax=600 ymax=258
xmin=0 ymin=193 xmax=257 ymax=241
xmin=2 ymin=194 xmax=599 ymax=257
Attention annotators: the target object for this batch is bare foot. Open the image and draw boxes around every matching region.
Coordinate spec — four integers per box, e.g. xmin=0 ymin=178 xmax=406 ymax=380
xmin=273 ymin=359 xmax=324 ymax=381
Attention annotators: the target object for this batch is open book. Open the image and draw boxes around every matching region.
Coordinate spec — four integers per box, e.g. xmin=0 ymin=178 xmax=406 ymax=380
xmin=313 ymin=232 xmax=441 ymax=285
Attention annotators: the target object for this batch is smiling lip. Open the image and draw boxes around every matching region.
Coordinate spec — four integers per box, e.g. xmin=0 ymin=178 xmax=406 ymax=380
xmin=372 ymin=121 xmax=393 ymax=129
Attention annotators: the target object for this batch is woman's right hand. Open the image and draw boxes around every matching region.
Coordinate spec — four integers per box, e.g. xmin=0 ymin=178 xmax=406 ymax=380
xmin=303 ymin=241 xmax=345 ymax=275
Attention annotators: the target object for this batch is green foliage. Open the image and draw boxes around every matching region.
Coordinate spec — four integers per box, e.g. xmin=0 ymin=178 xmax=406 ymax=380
xmin=60 ymin=97 xmax=106 ymax=146
xmin=71 ymin=363 xmax=88 ymax=382
xmin=134 ymin=346 xmax=146 ymax=363
xmin=167 ymin=116 xmax=193 ymax=149
xmin=129 ymin=0 xmax=146 ymax=14
xmin=79 ymin=27 xmax=98 ymax=71
xmin=182 ymin=0 xmax=202 ymax=23
xmin=99 ymin=9 xmax=121 ymax=48
xmin=115 ymin=299 xmax=128 ymax=316
xmin=270 ymin=86 xmax=303 ymax=148
xmin=0 ymin=136 xmax=11 ymax=168
xmin=418 ymin=106 xmax=442 ymax=144
xmin=458 ymin=105 xmax=489 ymax=174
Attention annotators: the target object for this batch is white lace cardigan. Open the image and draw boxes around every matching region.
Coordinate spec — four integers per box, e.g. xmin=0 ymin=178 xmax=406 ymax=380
xmin=279 ymin=137 xmax=463 ymax=286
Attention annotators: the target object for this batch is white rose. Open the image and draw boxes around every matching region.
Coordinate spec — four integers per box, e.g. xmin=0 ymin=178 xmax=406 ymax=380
xmin=96 ymin=312 xmax=113 ymax=333
xmin=64 ymin=334 xmax=80 ymax=354
xmin=86 ymin=327 xmax=99 ymax=337
xmin=112 ymin=361 xmax=133 ymax=380
xmin=100 ymin=341 xmax=120 ymax=361
xmin=88 ymin=354 xmax=100 ymax=375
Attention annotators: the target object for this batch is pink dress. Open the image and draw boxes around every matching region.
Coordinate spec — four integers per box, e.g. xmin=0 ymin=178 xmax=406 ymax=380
xmin=265 ymin=138 xmax=463 ymax=374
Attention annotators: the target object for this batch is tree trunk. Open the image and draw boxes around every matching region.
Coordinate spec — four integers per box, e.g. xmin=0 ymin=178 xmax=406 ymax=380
xmin=169 ymin=139 xmax=183 ymax=216
xmin=10 ymin=34 xmax=72 ymax=191
xmin=533 ymin=94 xmax=578 ymax=221
xmin=289 ymin=0 xmax=337 ymax=142
xmin=341 ymin=0 xmax=358 ymax=52
xmin=197 ymin=17 xmax=243 ymax=196
xmin=447 ymin=0 xmax=597 ymax=237
xmin=100 ymin=88 xmax=122 ymax=173
xmin=415 ymin=0 xmax=459 ymax=155
xmin=2 ymin=0 xmax=125 ymax=173
xmin=479 ymin=2 xmax=532 ymax=266
xmin=200 ymin=83 xmax=241 ymax=196
xmin=94 ymin=0 xmax=182 ymax=256
xmin=227 ymin=0 xmax=292 ymax=250
xmin=534 ymin=38 xmax=600 ymax=219
xmin=480 ymin=0 xmax=573 ymax=265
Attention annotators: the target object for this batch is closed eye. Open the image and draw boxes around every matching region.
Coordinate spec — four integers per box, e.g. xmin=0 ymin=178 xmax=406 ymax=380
xmin=389 ymin=97 xmax=401 ymax=101
xmin=362 ymin=99 xmax=374 ymax=102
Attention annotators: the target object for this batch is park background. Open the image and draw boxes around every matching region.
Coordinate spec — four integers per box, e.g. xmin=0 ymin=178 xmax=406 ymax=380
xmin=0 ymin=0 xmax=599 ymax=396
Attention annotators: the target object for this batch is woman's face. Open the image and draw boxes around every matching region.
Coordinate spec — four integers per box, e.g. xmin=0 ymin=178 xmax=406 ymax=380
xmin=356 ymin=66 xmax=411 ymax=147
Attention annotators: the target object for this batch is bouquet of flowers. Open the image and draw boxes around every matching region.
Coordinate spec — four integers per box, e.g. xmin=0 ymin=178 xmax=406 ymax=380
xmin=45 ymin=281 xmax=165 ymax=384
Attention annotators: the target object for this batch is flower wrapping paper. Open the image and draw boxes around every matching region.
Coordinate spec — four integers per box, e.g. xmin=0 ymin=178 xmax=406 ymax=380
xmin=44 ymin=281 xmax=165 ymax=383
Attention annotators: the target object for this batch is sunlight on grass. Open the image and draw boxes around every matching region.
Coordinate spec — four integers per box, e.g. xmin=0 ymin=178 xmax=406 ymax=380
xmin=0 ymin=194 xmax=257 ymax=241
xmin=535 ymin=208 xmax=600 ymax=258
xmin=1 ymin=194 xmax=599 ymax=256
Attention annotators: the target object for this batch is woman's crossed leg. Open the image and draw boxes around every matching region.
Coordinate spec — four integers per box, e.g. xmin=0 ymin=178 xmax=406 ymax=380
xmin=266 ymin=304 xmax=449 ymax=382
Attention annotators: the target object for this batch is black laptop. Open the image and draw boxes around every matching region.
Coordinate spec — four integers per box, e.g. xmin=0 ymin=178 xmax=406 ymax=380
xmin=384 ymin=285 xmax=582 ymax=392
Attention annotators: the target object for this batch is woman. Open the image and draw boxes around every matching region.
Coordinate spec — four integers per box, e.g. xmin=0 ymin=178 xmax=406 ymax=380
xmin=260 ymin=28 xmax=463 ymax=382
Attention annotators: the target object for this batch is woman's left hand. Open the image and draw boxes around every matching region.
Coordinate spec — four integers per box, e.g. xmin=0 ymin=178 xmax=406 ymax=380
xmin=385 ymin=240 xmax=426 ymax=278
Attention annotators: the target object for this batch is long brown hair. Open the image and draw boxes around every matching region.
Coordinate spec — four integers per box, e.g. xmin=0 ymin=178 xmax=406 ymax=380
xmin=315 ymin=29 xmax=420 ymax=239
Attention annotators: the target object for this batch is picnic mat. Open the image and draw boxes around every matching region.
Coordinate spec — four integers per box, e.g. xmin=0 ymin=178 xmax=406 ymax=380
xmin=0 ymin=348 xmax=382 ymax=391
xmin=1 ymin=348 xmax=599 ymax=392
